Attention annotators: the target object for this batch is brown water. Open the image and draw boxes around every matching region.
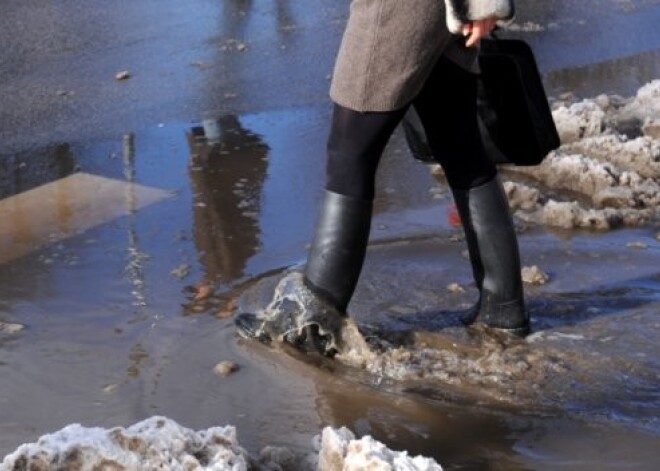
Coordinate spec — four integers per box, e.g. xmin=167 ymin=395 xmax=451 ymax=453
xmin=2 ymin=0 xmax=660 ymax=469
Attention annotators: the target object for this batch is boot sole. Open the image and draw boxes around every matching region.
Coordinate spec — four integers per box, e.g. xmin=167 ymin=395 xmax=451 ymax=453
xmin=478 ymin=323 xmax=530 ymax=338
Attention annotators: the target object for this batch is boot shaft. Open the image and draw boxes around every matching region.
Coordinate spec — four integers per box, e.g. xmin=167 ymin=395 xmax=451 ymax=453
xmin=304 ymin=190 xmax=373 ymax=312
xmin=451 ymin=177 xmax=529 ymax=333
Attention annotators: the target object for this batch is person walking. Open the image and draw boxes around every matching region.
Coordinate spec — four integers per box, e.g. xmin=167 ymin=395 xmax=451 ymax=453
xmin=236 ymin=0 xmax=529 ymax=354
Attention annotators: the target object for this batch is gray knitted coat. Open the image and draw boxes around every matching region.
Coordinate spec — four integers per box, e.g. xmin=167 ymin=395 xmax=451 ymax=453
xmin=330 ymin=0 xmax=515 ymax=112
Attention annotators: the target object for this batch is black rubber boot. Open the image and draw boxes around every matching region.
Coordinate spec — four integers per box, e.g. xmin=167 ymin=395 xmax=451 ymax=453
xmin=303 ymin=190 xmax=372 ymax=311
xmin=452 ymin=177 xmax=530 ymax=336
xmin=235 ymin=190 xmax=372 ymax=354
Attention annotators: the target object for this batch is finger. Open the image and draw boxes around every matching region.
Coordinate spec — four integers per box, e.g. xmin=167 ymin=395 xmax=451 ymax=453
xmin=465 ymin=21 xmax=484 ymax=47
xmin=462 ymin=23 xmax=472 ymax=37
xmin=474 ymin=17 xmax=496 ymax=37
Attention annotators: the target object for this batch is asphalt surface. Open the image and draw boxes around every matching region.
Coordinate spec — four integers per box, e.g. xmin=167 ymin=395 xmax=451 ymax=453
xmin=1 ymin=0 xmax=659 ymax=155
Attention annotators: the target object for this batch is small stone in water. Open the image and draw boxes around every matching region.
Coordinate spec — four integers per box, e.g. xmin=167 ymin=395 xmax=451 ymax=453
xmin=447 ymin=283 xmax=465 ymax=294
xmin=521 ymin=265 xmax=549 ymax=285
xmin=0 ymin=322 xmax=25 ymax=334
xmin=214 ymin=361 xmax=239 ymax=377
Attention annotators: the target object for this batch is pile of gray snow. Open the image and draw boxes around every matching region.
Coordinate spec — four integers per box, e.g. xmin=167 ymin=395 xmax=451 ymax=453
xmin=1 ymin=416 xmax=443 ymax=471
xmin=317 ymin=427 xmax=442 ymax=471
xmin=1 ymin=417 xmax=249 ymax=471
xmin=505 ymin=80 xmax=660 ymax=229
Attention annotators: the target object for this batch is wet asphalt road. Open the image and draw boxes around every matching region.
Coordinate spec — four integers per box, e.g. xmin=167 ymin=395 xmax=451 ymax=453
xmin=1 ymin=0 xmax=659 ymax=155
xmin=0 ymin=0 xmax=345 ymax=154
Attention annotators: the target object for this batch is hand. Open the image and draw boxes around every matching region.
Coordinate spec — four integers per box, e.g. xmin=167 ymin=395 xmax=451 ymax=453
xmin=462 ymin=16 xmax=498 ymax=47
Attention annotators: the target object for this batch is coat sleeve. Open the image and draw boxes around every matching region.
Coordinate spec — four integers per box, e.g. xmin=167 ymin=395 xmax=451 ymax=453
xmin=444 ymin=0 xmax=515 ymax=34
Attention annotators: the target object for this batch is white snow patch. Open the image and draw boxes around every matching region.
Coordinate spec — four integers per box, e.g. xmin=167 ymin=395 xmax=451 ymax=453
xmin=318 ymin=427 xmax=443 ymax=471
xmin=553 ymin=101 xmax=605 ymax=144
xmin=1 ymin=417 xmax=444 ymax=471
xmin=1 ymin=417 xmax=249 ymax=471
xmin=492 ymin=81 xmax=660 ymax=229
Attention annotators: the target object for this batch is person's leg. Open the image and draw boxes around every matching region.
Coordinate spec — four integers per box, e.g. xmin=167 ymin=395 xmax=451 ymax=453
xmin=236 ymin=103 xmax=406 ymax=352
xmin=304 ymin=104 xmax=407 ymax=311
xmin=414 ymin=57 xmax=529 ymax=336
xmin=414 ymin=57 xmax=496 ymax=190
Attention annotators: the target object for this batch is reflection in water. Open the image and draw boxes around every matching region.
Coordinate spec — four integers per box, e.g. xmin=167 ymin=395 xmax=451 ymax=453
xmin=187 ymin=113 xmax=269 ymax=284
xmin=126 ymin=343 xmax=149 ymax=378
xmin=0 ymin=144 xmax=76 ymax=199
xmin=220 ymin=0 xmax=297 ymax=37
xmin=275 ymin=0 xmax=295 ymax=33
xmin=0 ymin=172 xmax=168 ymax=267
xmin=122 ymin=133 xmax=148 ymax=309
xmin=220 ymin=0 xmax=251 ymax=39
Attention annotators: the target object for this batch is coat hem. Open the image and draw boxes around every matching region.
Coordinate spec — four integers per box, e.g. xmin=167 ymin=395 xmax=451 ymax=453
xmin=329 ymin=48 xmax=478 ymax=113
xmin=329 ymin=91 xmax=415 ymax=114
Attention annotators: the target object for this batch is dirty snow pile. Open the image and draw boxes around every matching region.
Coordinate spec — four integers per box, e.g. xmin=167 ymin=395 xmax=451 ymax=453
xmin=1 ymin=416 xmax=443 ymax=471
xmin=443 ymin=80 xmax=660 ymax=229
xmin=317 ymin=427 xmax=442 ymax=471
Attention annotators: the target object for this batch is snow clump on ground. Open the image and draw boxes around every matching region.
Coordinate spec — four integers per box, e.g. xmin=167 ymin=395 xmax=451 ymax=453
xmin=1 ymin=416 xmax=443 ymax=471
xmin=504 ymin=80 xmax=660 ymax=229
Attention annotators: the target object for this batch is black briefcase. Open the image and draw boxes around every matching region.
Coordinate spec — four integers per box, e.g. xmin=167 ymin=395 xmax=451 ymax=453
xmin=477 ymin=37 xmax=560 ymax=165
xmin=402 ymin=37 xmax=560 ymax=166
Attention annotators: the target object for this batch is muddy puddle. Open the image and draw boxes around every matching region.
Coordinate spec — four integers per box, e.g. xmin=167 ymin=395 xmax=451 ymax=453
xmin=2 ymin=1 xmax=660 ymax=465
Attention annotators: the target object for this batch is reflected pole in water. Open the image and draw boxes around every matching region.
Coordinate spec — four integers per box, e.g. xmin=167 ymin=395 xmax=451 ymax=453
xmin=123 ymin=133 xmax=148 ymax=308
